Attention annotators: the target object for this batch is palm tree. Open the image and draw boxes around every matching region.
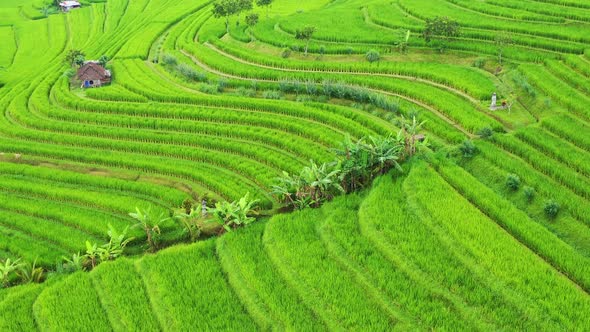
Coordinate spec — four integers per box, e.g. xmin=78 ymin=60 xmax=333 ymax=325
xmin=129 ymin=207 xmax=168 ymax=252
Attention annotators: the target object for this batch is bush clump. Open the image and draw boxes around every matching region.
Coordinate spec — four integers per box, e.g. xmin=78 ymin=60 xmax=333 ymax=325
xmin=262 ymin=90 xmax=283 ymax=100
xmin=199 ymin=84 xmax=219 ymax=94
xmin=366 ymin=49 xmax=380 ymax=63
xmin=162 ymin=53 xmax=177 ymax=66
xmin=472 ymin=58 xmax=486 ymax=68
xmin=281 ymin=48 xmax=291 ymax=58
xmin=176 ymin=63 xmax=207 ymax=82
xmin=477 ymin=127 xmax=494 ymax=139
xmin=523 ymin=186 xmax=535 ymax=202
xmin=506 ymin=173 xmax=521 ymax=191
xmin=544 ymin=200 xmax=560 ymax=219
xmin=235 ymin=87 xmax=256 ymax=97
xmin=459 ymin=140 xmax=477 ymax=158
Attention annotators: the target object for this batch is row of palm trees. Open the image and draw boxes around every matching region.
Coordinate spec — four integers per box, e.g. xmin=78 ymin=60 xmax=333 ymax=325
xmin=272 ymin=117 xmax=426 ymax=210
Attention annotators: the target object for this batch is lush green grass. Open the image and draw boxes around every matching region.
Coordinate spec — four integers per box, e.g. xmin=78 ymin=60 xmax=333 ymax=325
xmin=0 ymin=0 xmax=589 ymax=330
xmin=33 ymin=272 xmax=113 ymax=332
xmin=0 ymin=27 xmax=16 ymax=69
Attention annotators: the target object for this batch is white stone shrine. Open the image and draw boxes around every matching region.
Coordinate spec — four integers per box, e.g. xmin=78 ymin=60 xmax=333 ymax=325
xmin=490 ymin=92 xmax=497 ymax=110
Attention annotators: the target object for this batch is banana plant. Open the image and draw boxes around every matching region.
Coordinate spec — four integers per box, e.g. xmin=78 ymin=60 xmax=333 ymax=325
xmin=62 ymin=252 xmax=84 ymax=272
xmin=84 ymin=241 xmax=100 ymax=270
xmin=398 ymin=116 xmax=428 ymax=157
xmin=17 ymin=259 xmax=45 ymax=284
xmin=235 ymin=193 xmax=259 ymax=226
xmin=99 ymin=224 xmax=134 ymax=261
xmin=208 ymin=193 xmax=259 ymax=232
xmin=174 ymin=207 xmax=203 ymax=242
xmin=398 ymin=29 xmax=410 ymax=53
xmin=368 ymin=135 xmax=404 ymax=175
xmin=1 ymin=258 xmax=25 ymax=287
xmin=130 ymin=207 xmax=168 ymax=252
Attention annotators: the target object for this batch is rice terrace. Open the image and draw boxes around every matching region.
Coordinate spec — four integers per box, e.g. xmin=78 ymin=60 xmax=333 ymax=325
xmin=0 ymin=0 xmax=590 ymax=330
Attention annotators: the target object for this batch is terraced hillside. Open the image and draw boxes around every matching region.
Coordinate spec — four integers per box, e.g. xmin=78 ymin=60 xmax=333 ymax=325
xmin=1 ymin=0 xmax=589 ymax=329
xmin=2 ymin=162 xmax=590 ymax=330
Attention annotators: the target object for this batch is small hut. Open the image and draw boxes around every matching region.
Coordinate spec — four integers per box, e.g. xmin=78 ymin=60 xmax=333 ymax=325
xmin=77 ymin=62 xmax=111 ymax=88
xmin=59 ymin=1 xmax=81 ymax=12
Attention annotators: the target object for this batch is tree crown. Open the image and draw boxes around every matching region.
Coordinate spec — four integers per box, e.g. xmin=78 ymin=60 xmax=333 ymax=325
xmin=212 ymin=0 xmax=253 ymax=18
xmin=423 ymin=16 xmax=460 ymax=42
xmin=295 ymin=26 xmax=316 ymax=40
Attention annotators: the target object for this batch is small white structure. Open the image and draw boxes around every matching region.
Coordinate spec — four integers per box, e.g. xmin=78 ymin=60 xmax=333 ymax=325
xmin=490 ymin=92 xmax=497 ymax=110
xmin=59 ymin=1 xmax=81 ymax=12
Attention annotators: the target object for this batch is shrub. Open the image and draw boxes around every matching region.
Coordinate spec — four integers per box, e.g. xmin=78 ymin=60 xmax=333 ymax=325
xmin=305 ymin=80 xmax=318 ymax=95
xmin=262 ymin=90 xmax=283 ymax=100
xmin=199 ymin=84 xmax=219 ymax=94
xmin=281 ymin=48 xmax=291 ymax=58
xmin=423 ymin=16 xmax=460 ymax=52
xmin=473 ymin=58 xmax=485 ymax=68
xmin=459 ymin=140 xmax=477 ymax=158
xmin=217 ymin=78 xmax=228 ymax=92
xmin=98 ymin=55 xmax=109 ymax=67
xmin=278 ymin=79 xmax=291 ymax=93
xmin=245 ymin=13 xmax=259 ymax=26
xmin=366 ymin=49 xmax=380 ymax=63
xmin=296 ymin=95 xmax=313 ymax=103
xmin=506 ymin=173 xmax=521 ymax=191
xmin=176 ymin=63 xmax=206 ymax=82
xmin=162 ymin=53 xmax=177 ymax=66
xmin=477 ymin=127 xmax=494 ymax=139
xmin=319 ymin=45 xmax=326 ymax=56
xmin=544 ymin=200 xmax=560 ymax=219
xmin=345 ymin=46 xmax=354 ymax=55
xmin=523 ymin=186 xmax=535 ymax=202
xmin=235 ymin=87 xmax=255 ymax=97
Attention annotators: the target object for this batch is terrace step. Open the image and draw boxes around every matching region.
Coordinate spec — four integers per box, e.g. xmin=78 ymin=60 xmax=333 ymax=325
xmin=263 ymin=207 xmax=398 ymax=330
xmin=216 ymin=222 xmax=324 ymax=331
